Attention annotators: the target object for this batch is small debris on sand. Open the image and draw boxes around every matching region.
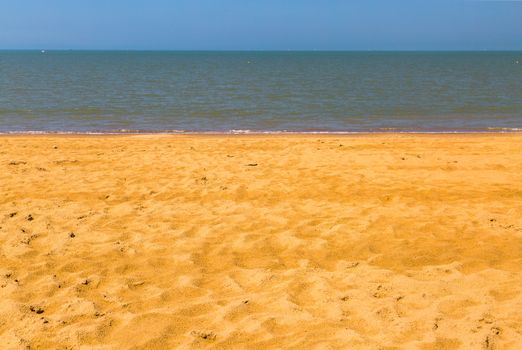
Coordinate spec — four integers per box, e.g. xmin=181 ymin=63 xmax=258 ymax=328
xmin=191 ymin=331 xmax=217 ymax=341
xmin=29 ymin=306 xmax=45 ymax=314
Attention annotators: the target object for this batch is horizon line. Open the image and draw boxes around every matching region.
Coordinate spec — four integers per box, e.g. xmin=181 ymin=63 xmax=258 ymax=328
xmin=1 ymin=49 xmax=522 ymax=52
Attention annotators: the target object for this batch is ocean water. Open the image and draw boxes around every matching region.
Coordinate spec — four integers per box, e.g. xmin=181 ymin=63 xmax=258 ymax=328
xmin=0 ymin=51 xmax=521 ymax=133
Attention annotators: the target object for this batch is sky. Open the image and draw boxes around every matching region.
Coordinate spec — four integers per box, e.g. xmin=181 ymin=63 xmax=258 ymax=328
xmin=0 ymin=0 xmax=521 ymax=50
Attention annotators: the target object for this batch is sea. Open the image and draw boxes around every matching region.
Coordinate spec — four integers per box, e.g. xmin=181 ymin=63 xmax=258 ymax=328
xmin=0 ymin=51 xmax=521 ymax=133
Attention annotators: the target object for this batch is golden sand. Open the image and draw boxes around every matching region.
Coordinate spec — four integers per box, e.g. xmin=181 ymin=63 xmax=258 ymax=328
xmin=1 ymin=134 xmax=522 ymax=349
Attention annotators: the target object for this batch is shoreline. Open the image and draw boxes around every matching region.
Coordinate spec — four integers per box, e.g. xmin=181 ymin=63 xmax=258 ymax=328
xmin=1 ymin=129 xmax=522 ymax=136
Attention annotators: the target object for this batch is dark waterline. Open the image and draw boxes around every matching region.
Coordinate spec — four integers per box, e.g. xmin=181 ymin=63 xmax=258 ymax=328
xmin=1 ymin=51 xmax=521 ymax=133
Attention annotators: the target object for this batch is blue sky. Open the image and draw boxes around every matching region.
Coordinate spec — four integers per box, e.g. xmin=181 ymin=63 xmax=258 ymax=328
xmin=0 ymin=0 xmax=521 ymax=50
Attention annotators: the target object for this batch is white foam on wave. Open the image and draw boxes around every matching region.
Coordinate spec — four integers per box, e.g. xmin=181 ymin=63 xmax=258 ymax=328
xmin=1 ymin=128 xmax=522 ymax=135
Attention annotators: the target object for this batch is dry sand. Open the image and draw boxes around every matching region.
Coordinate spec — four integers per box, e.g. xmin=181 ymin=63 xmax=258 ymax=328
xmin=1 ymin=134 xmax=522 ymax=349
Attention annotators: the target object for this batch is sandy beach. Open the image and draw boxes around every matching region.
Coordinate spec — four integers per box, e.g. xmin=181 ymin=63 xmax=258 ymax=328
xmin=1 ymin=134 xmax=522 ymax=349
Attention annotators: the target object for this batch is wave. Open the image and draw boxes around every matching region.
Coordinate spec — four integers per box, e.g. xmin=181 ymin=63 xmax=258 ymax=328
xmin=1 ymin=127 xmax=522 ymax=135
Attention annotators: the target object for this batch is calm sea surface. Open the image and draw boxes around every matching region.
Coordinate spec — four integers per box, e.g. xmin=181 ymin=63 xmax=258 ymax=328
xmin=0 ymin=51 xmax=521 ymax=133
